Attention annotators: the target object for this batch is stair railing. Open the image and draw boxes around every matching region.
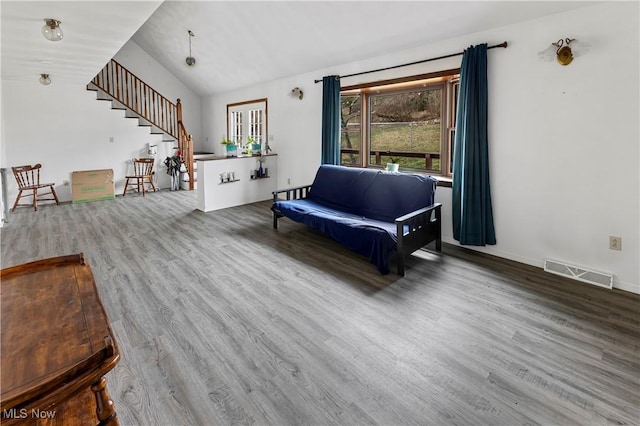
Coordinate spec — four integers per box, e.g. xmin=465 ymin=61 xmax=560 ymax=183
xmin=91 ymin=59 xmax=194 ymax=190
xmin=92 ymin=59 xmax=177 ymax=138
xmin=176 ymin=100 xmax=194 ymax=190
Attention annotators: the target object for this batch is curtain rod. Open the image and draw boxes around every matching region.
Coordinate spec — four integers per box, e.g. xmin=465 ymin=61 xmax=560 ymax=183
xmin=314 ymin=41 xmax=507 ymax=84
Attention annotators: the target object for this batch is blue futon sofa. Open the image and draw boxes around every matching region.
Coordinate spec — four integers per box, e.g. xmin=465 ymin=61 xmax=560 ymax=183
xmin=271 ymin=165 xmax=442 ymax=275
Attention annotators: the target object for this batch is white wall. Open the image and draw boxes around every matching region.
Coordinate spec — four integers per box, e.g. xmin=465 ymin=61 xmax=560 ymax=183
xmin=201 ymin=2 xmax=639 ymax=293
xmin=1 ymin=39 xmax=204 ymax=202
xmin=202 ymin=76 xmax=323 ymax=185
xmin=1 ymin=80 xmax=172 ymax=200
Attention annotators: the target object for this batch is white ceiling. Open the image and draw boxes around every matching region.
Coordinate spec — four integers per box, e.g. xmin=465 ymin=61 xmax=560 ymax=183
xmin=1 ymin=1 xmax=598 ymax=94
xmin=132 ymin=1 xmax=598 ymax=96
xmin=1 ymin=1 xmax=161 ymax=85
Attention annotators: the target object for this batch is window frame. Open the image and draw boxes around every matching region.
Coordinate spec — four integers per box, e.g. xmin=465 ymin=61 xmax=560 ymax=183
xmin=226 ymin=98 xmax=268 ymax=147
xmin=341 ymin=69 xmax=459 ymax=178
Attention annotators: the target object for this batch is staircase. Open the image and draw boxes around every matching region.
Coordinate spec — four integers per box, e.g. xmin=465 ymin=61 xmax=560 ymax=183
xmin=86 ymin=59 xmax=194 ymax=190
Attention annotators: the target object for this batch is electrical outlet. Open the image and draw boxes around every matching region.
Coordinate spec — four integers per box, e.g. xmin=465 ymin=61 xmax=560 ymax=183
xmin=287 ymin=178 xmax=291 ymax=184
xmin=63 ymin=180 xmax=69 ymax=186
xmin=609 ymin=236 xmax=622 ymax=251
xmin=109 ymin=136 xmax=114 ymax=143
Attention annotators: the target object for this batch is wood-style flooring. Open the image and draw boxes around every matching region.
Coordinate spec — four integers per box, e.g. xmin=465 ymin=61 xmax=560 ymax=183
xmin=1 ymin=190 xmax=639 ymax=425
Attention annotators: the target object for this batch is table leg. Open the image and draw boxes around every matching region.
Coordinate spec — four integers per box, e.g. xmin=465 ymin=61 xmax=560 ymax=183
xmin=91 ymin=376 xmax=118 ymax=426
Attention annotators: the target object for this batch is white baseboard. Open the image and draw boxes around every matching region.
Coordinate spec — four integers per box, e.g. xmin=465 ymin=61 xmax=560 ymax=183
xmin=440 ymin=237 xmax=639 ymax=295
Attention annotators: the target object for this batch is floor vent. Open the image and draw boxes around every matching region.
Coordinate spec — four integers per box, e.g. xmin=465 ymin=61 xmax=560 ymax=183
xmin=544 ymin=258 xmax=613 ymax=289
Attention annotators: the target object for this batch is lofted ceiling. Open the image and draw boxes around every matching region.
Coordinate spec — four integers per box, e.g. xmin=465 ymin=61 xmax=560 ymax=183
xmin=1 ymin=1 xmax=598 ymax=95
xmin=132 ymin=1 xmax=599 ymax=96
xmin=0 ymin=1 xmax=162 ymax=85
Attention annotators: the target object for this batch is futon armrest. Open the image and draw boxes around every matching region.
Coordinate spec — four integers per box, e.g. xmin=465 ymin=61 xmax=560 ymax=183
xmin=272 ymin=185 xmax=312 ymax=202
xmin=395 ymin=203 xmax=442 ymax=224
xmin=394 ymin=203 xmax=442 ymax=276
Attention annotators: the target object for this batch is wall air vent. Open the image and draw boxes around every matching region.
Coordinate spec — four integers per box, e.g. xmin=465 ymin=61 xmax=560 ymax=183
xmin=544 ymin=258 xmax=613 ymax=289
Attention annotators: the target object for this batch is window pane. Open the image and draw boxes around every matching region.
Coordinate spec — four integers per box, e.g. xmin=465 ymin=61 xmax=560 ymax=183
xmin=340 ymin=94 xmax=361 ymax=166
xmin=230 ymin=111 xmax=243 ymax=145
xmin=249 ymin=109 xmax=263 ymax=144
xmin=369 ymin=88 xmax=442 ymax=171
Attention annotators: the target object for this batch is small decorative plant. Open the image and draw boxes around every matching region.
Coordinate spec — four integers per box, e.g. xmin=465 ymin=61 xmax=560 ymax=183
xmin=386 ymin=152 xmax=400 ymax=172
xmin=247 ymin=136 xmax=261 ymax=155
xmin=221 ymin=137 xmax=237 ymax=157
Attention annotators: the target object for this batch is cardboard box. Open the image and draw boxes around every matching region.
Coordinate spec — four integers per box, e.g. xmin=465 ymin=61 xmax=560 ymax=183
xmin=72 ymin=169 xmax=115 ymax=203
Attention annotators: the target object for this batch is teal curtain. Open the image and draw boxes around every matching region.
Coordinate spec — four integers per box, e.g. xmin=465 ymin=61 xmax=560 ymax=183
xmin=452 ymin=44 xmax=496 ymax=246
xmin=321 ymin=75 xmax=341 ymax=165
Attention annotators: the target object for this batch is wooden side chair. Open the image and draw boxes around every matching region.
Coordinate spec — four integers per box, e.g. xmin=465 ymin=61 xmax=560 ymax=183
xmin=123 ymin=158 xmax=156 ymax=197
xmin=11 ymin=163 xmax=60 ymax=211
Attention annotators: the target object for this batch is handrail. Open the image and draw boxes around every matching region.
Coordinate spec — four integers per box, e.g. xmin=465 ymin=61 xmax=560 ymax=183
xmin=92 ymin=59 xmax=177 ymax=138
xmin=177 ymin=112 xmax=195 ymax=190
xmin=91 ymin=59 xmax=195 ymax=190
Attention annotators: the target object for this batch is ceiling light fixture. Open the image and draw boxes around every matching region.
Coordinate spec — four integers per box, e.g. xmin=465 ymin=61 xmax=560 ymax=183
xmin=42 ymin=19 xmax=63 ymax=42
xmin=39 ymin=74 xmax=51 ymax=85
xmin=185 ymin=30 xmax=196 ymax=67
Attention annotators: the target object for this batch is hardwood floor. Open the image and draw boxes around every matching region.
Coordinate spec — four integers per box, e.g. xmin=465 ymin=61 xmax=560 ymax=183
xmin=2 ymin=190 xmax=638 ymax=425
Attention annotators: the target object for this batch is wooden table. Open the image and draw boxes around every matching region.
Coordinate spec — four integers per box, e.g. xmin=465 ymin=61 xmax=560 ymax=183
xmin=1 ymin=254 xmax=120 ymax=425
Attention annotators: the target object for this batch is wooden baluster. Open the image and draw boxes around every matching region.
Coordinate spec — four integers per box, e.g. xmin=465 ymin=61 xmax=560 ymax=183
xmin=116 ymin=63 xmax=120 ymax=100
xmin=105 ymin=64 xmax=110 ymax=95
xmin=143 ymin=84 xmax=148 ymax=119
xmin=152 ymin=88 xmax=156 ymax=122
xmin=161 ymin=98 xmax=165 ymax=131
xmin=91 ymin=376 xmax=118 ymax=425
xmin=105 ymin=64 xmax=109 ymax=95
xmin=170 ymin=106 xmax=175 ymax=135
xmin=150 ymin=87 xmax=153 ymax=121
xmin=129 ymin=76 xmax=133 ymax=111
xmin=108 ymin=63 xmax=113 ymax=96
xmin=133 ymin=79 xmax=138 ymax=113
xmin=116 ymin=63 xmax=121 ymax=101
xmin=125 ymin=72 xmax=130 ymax=106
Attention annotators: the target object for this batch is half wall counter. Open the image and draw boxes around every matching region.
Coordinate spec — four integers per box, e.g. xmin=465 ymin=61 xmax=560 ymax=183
xmin=196 ymin=154 xmax=277 ymax=212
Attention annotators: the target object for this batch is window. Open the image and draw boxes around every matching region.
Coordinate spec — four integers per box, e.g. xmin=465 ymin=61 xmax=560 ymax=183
xmin=340 ymin=94 xmax=361 ymax=166
xmin=248 ymin=108 xmax=264 ymax=145
xmin=229 ymin=111 xmax=243 ymax=145
xmin=340 ymin=70 xmax=459 ymax=177
xmin=448 ymin=79 xmax=459 ymax=174
xmin=227 ymin=98 xmax=268 ymax=146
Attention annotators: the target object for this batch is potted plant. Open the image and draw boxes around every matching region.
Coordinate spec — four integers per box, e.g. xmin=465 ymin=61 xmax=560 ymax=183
xmin=221 ymin=137 xmax=237 ymax=157
xmin=386 ymin=155 xmax=399 ymax=172
xmin=247 ymin=136 xmax=261 ymax=154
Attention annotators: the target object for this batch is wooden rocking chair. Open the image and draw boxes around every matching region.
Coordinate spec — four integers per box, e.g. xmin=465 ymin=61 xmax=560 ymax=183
xmin=11 ymin=164 xmax=60 ymax=211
